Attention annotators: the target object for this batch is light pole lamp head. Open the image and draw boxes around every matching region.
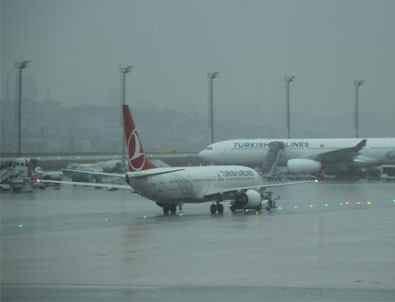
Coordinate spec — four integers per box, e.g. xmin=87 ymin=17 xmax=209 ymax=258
xmin=15 ymin=60 xmax=30 ymax=69
xmin=208 ymin=71 xmax=219 ymax=79
xmin=125 ymin=65 xmax=133 ymax=73
xmin=120 ymin=65 xmax=134 ymax=74
xmin=285 ymin=76 xmax=295 ymax=83
xmin=354 ymin=80 xmax=364 ymax=87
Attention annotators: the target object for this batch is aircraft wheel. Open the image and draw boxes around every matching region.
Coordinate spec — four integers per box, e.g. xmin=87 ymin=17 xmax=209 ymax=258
xmin=217 ymin=204 xmax=224 ymax=214
xmin=170 ymin=204 xmax=177 ymax=215
xmin=210 ymin=204 xmax=217 ymax=214
xmin=163 ymin=205 xmax=170 ymax=215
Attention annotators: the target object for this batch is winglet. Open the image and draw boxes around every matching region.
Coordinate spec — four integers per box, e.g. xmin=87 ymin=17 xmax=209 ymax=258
xmin=122 ymin=104 xmax=157 ymax=172
xmin=357 ymin=139 xmax=367 ymax=149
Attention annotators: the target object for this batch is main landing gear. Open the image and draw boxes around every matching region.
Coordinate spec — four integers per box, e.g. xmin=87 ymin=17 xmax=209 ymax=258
xmin=157 ymin=202 xmax=182 ymax=215
xmin=210 ymin=202 xmax=224 ymax=215
xmin=163 ymin=204 xmax=177 ymax=215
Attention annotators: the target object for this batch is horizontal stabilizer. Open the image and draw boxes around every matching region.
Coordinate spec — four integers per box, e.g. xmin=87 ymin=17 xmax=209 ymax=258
xmin=127 ymin=167 xmax=185 ymax=179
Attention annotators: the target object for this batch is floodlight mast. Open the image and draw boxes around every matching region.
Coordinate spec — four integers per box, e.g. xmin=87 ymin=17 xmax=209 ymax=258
xmin=208 ymin=71 xmax=219 ymax=144
xmin=354 ymin=80 xmax=364 ymax=138
xmin=120 ymin=65 xmax=133 ymax=171
xmin=285 ymin=76 xmax=295 ymax=139
xmin=15 ymin=60 xmax=30 ymax=157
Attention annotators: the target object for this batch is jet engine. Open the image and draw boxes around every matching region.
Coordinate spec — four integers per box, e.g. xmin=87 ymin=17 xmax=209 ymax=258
xmin=287 ymin=159 xmax=321 ymax=174
xmin=231 ymin=189 xmax=262 ymax=210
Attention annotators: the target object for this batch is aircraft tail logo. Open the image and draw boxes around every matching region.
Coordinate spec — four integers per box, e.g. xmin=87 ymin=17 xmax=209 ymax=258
xmin=127 ymin=129 xmax=146 ymax=171
xmin=122 ymin=104 xmax=157 ymax=172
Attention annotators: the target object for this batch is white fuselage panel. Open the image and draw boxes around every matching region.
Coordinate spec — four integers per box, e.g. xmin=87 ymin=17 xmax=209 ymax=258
xmin=127 ymin=166 xmax=262 ymax=204
xmin=199 ymin=138 xmax=395 ymax=167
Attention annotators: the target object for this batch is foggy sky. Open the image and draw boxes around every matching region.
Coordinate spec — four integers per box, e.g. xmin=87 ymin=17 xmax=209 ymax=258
xmin=1 ymin=0 xmax=395 ymax=138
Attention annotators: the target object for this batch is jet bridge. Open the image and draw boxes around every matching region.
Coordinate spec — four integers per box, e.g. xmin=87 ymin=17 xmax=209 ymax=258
xmin=261 ymin=141 xmax=285 ymax=176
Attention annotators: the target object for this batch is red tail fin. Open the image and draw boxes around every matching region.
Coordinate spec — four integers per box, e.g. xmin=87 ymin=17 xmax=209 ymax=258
xmin=25 ymin=159 xmax=39 ymax=181
xmin=122 ymin=104 xmax=157 ymax=172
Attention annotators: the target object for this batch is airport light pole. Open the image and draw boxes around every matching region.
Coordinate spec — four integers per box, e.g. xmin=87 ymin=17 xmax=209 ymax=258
xmin=120 ymin=65 xmax=133 ymax=171
xmin=284 ymin=76 xmax=295 ymax=139
xmin=15 ymin=60 xmax=30 ymax=157
xmin=354 ymin=80 xmax=364 ymax=138
xmin=208 ymin=71 xmax=219 ymax=144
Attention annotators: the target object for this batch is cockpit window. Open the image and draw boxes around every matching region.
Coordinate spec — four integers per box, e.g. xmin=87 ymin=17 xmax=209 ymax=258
xmin=206 ymin=147 xmax=213 ymax=150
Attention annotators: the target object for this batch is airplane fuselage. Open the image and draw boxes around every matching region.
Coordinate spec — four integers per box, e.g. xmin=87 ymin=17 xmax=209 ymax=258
xmin=126 ymin=165 xmax=262 ymax=204
xmin=199 ymin=138 xmax=395 ymax=169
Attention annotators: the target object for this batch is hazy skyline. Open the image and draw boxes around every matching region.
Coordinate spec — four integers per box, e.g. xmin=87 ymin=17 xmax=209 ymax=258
xmin=1 ymin=0 xmax=395 ymax=138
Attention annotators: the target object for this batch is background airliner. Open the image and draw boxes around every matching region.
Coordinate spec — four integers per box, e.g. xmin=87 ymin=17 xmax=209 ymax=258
xmin=43 ymin=105 xmax=322 ymax=215
xmin=199 ymin=138 xmax=395 ymax=177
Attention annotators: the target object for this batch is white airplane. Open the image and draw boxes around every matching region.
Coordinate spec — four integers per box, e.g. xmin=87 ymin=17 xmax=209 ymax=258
xmin=35 ymin=167 xmax=63 ymax=181
xmin=199 ymin=138 xmax=395 ymax=176
xmin=43 ymin=104 xmax=322 ymax=215
xmin=65 ymin=159 xmax=124 ymax=173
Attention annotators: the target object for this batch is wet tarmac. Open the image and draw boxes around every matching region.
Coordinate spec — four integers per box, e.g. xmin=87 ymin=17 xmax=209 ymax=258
xmin=1 ymin=180 xmax=395 ymax=301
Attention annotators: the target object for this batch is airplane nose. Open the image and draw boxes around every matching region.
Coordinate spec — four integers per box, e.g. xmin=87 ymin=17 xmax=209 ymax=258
xmin=198 ymin=150 xmax=210 ymax=160
xmin=198 ymin=150 xmax=206 ymax=158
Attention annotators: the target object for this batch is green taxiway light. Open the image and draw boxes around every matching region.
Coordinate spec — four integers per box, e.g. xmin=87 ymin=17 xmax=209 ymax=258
xmin=324 ymin=203 xmax=329 ymax=207
xmin=18 ymin=224 xmax=23 ymax=228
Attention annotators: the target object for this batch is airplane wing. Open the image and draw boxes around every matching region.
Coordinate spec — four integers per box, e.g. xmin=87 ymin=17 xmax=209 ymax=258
xmin=204 ymin=179 xmax=320 ymax=200
xmin=63 ymin=167 xmax=186 ymax=179
xmin=312 ymin=139 xmax=367 ymax=162
xmin=62 ymin=169 xmax=125 ymax=178
xmin=39 ymin=179 xmax=133 ymax=190
xmin=40 ymin=167 xmax=186 ymax=189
